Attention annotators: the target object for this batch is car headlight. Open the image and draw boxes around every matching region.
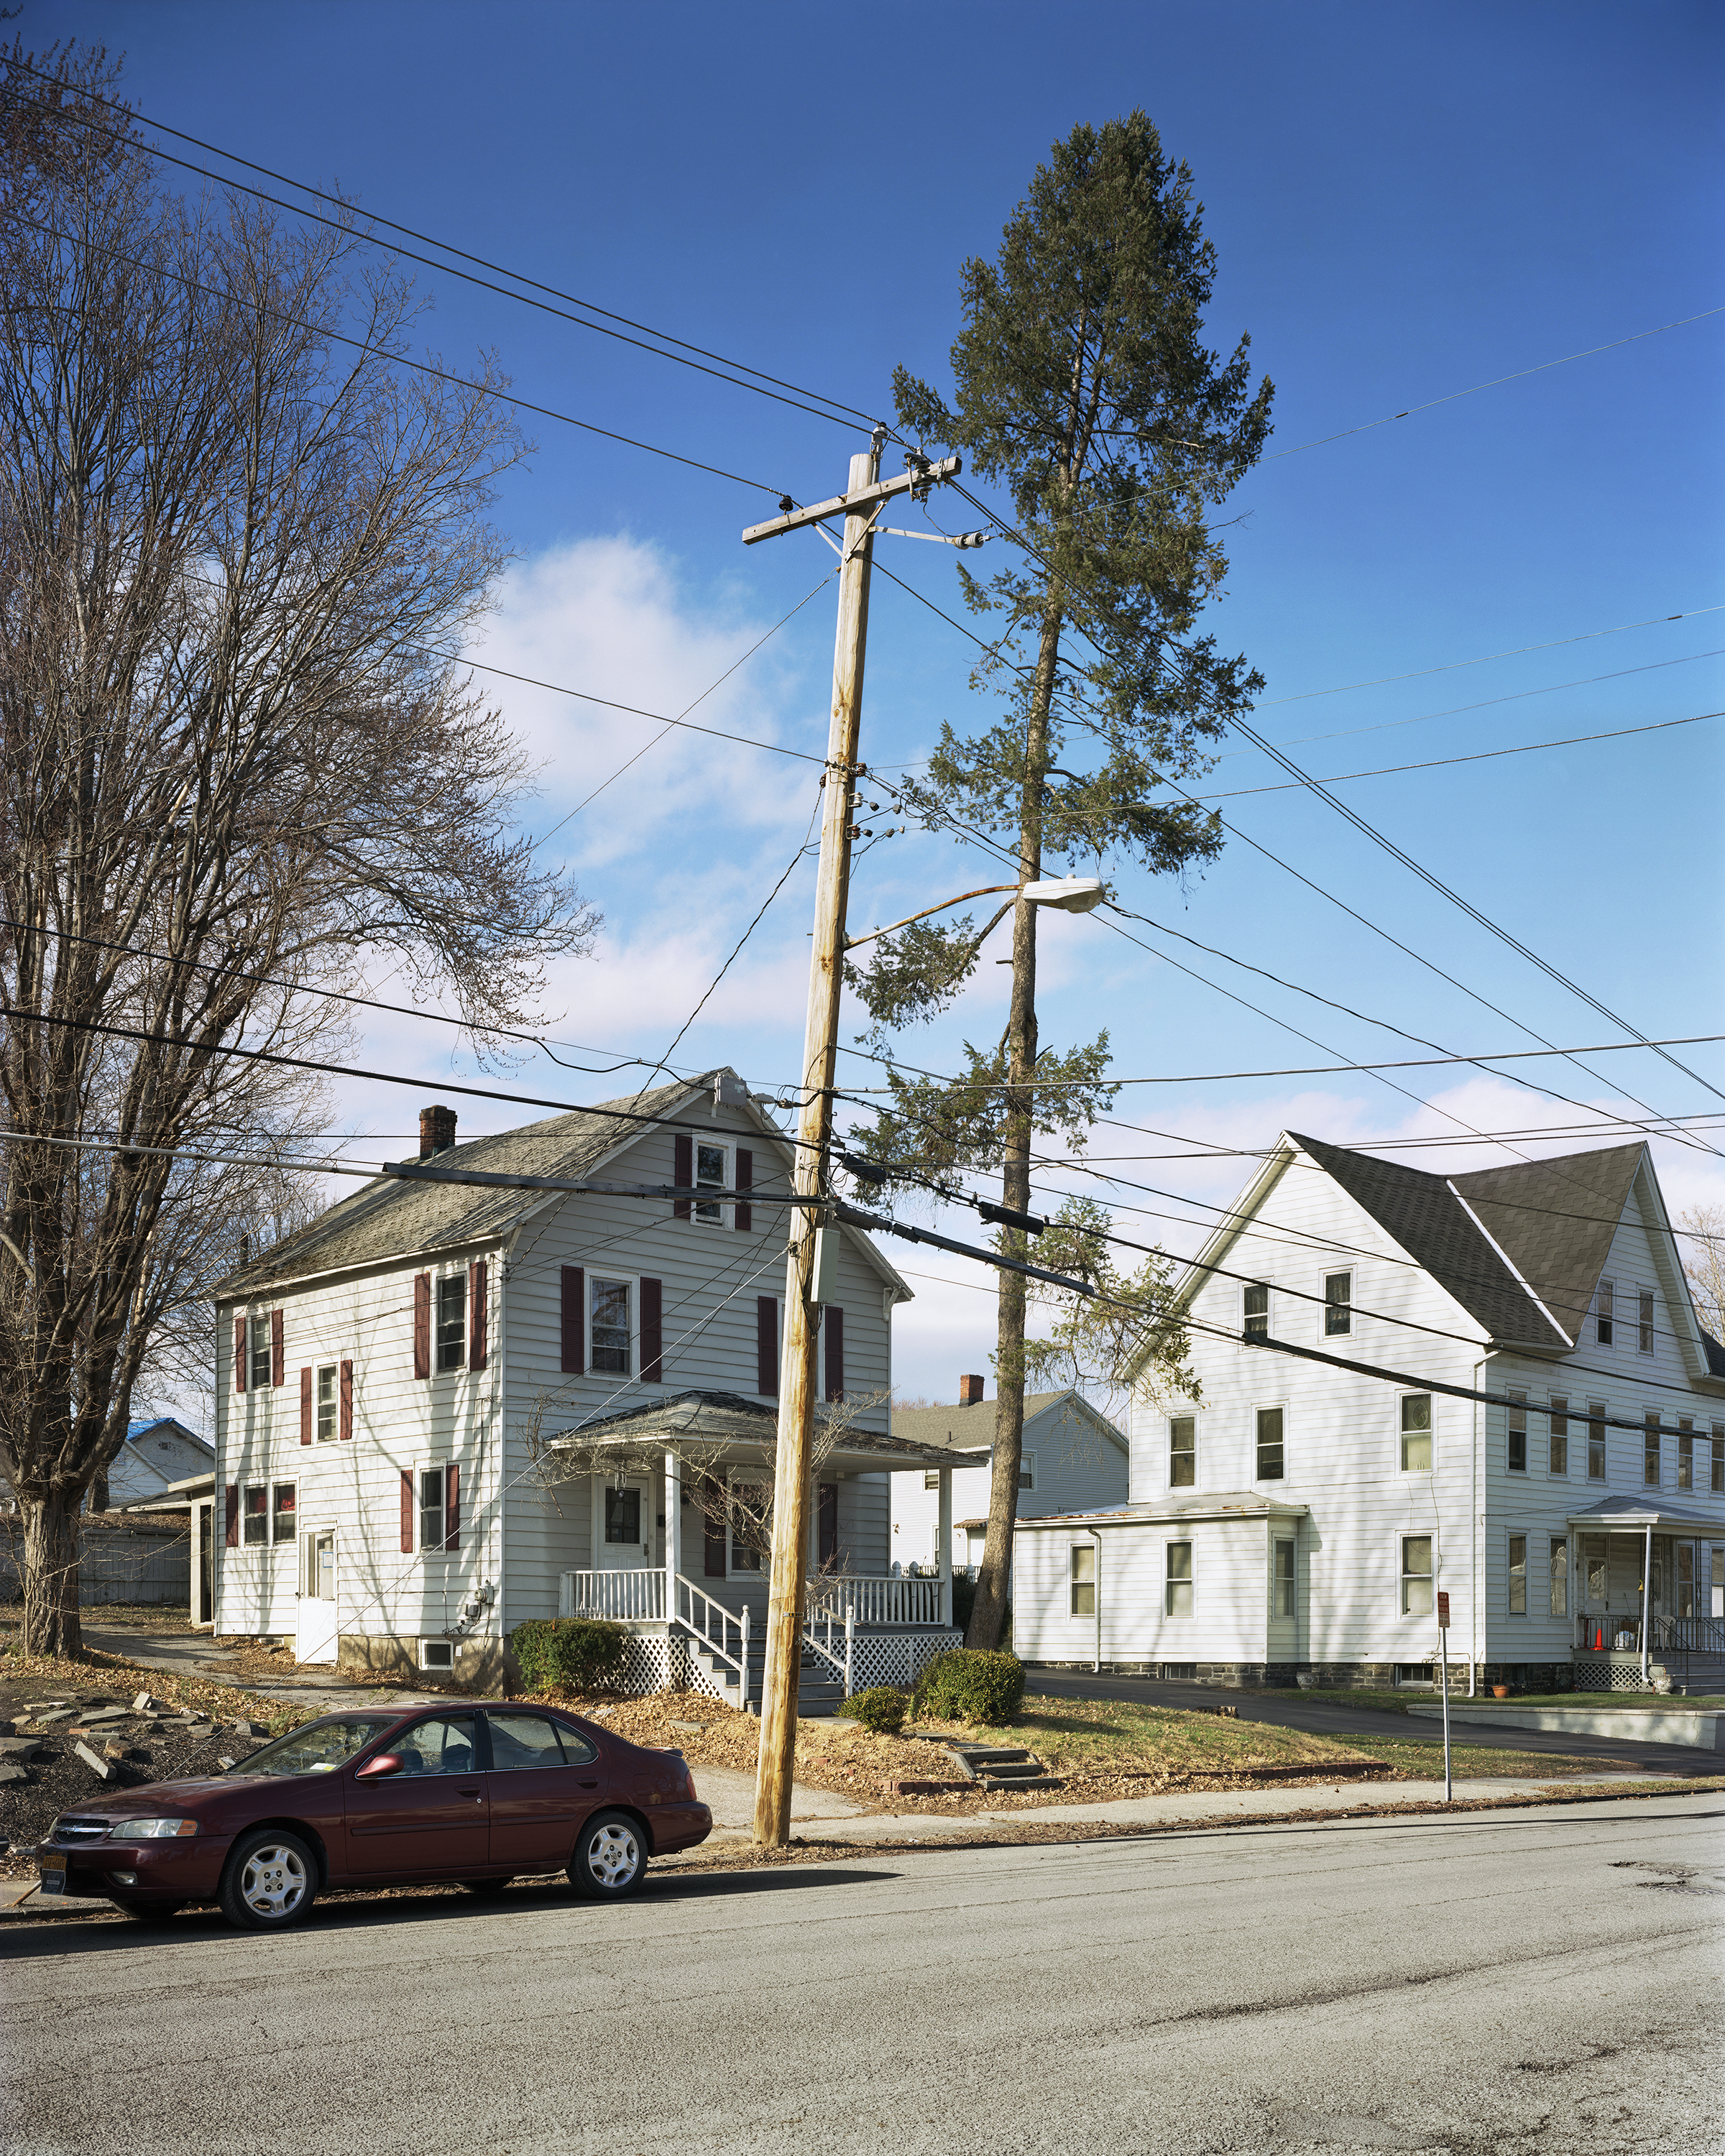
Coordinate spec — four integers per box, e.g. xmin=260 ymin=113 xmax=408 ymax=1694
xmin=124 ymin=1819 xmax=200 ymax=1840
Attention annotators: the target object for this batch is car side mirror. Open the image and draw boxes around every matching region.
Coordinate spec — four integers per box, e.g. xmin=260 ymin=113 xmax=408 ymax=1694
xmin=354 ymin=1753 xmax=403 ymax=1781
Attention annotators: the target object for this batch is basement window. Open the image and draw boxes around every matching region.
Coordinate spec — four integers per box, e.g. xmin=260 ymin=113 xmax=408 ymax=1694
xmin=420 ymin=1639 xmax=454 ymax=1672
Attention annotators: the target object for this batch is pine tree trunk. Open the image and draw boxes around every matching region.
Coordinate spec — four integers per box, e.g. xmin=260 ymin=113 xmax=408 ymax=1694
xmin=966 ymin=592 xmax=1063 ymax=1653
xmin=21 ymin=1488 xmax=84 ymax=1660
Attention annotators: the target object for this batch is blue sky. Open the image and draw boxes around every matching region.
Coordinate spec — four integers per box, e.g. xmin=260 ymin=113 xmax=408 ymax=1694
xmin=37 ymin=0 xmax=1725 ymax=1403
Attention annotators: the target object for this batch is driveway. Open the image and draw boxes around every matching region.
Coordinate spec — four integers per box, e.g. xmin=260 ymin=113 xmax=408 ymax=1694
xmin=1027 ymin=1667 xmax=1716 ymax=1777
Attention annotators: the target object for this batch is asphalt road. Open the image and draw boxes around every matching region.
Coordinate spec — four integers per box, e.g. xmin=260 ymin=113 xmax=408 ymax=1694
xmin=1027 ymin=1669 xmax=1719 ymax=1779
xmin=3 ymin=1792 xmax=1721 ymax=2155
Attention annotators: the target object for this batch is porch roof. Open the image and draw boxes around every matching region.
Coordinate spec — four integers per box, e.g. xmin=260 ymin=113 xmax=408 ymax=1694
xmin=1565 ymin=1495 xmax=1725 ymax=1535
xmin=543 ymin=1389 xmax=965 ymax=1475
xmin=1015 ymin=1492 xmax=1311 ymax=1529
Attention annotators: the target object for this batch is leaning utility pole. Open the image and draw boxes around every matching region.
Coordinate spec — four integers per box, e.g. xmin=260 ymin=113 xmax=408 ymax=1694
xmin=743 ymin=433 xmax=962 ymax=1847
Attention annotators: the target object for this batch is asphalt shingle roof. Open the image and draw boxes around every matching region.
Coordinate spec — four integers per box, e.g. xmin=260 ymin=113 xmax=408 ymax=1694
xmin=889 ymin=1391 xmax=1123 ymax=1452
xmin=1450 ymin=1143 xmax=1642 ymax=1346
xmin=214 ymin=1075 xmax=706 ymax=1296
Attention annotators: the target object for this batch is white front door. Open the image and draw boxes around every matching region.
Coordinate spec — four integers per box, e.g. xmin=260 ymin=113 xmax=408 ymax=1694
xmin=596 ymin=1478 xmax=653 ymax=1570
xmin=295 ymin=1529 xmax=339 ymax=1664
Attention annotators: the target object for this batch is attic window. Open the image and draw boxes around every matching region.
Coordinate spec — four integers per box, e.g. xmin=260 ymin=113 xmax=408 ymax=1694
xmin=1637 ymin=1289 xmax=1654 ymax=1355
xmin=1323 ymin=1272 xmax=1351 ymax=1337
xmin=1596 ymin=1280 xmax=1614 ymax=1346
xmin=694 ymin=1143 xmax=726 ymax=1225
xmin=1243 ymin=1283 xmax=1269 ymax=1340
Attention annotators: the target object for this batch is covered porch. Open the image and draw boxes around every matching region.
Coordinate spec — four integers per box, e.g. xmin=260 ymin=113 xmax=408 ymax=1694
xmin=542 ymin=1391 xmax=965 ymax=1710
xmin=1568 ymin=1496 xmax=1725 ymax=1692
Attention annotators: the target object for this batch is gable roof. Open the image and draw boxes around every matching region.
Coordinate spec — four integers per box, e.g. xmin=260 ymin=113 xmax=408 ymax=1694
xmin=1289 ymin=1132 xmax=1571 ymax=1350
xmin=890 ymin=1389 xmax=1127 ymax=1455
xmin=1449 ymin=1143 xmax=1642 ymax=1348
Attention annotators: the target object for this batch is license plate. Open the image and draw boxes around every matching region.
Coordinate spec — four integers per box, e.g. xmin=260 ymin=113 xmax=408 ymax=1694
xmin=38 ymin=1864 xmax=65 ymax=1897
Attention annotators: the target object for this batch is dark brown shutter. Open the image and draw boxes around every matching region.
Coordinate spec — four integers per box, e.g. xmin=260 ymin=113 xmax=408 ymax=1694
xmin=561 ymin=1266 xmax=585 ymax=1373
xmin=234 ymin=1317 xmax=247 ymax=1393
xmin=824 ymin=1306 xmax=845 ymax=1402
xmin=444 ymin=1461 xmax=460 ymax=1551
xmin=640 ymin=1276 xmax=663 ymax=1383
xmin=270 ymin=1309 xmax=285 ymax=1388
xmin=735 ymin=1148 xmax=753 ymax=1233
xmin=224 ymin=1484 xmax=239 ymax=1546
xmin=673 ymin=1131 xmax=692 ymax=1219
xmin=339 ymin=1359 xmax=354 ymax=1440
xmin=468 ymin=1258 xmax=488 ymax=1370
xmin=819 ymin=1481 xmax=838 ymax=1567
xmin=757 ymin=1297 xmax=778 ymax=1396
xmin=400 ymin=1470 xmax=415 ymax=1553
xmin=413 ymin=1272 xmax=431 ymax=1380
xmin=702 ymin=1478 xmax=727 ymax=1577
xmin=300 ymin=1368 xmax=313 ymax=1446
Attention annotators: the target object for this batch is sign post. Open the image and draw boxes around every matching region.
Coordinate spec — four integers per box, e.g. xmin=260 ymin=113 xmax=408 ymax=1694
xmin=1437 ymin=1590 xmax=1453 ymax=1802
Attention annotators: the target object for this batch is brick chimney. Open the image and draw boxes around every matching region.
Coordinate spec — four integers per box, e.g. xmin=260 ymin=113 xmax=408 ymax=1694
xmin=419 ymin=1104 xmax=458 ymax=1158
xmin=959 ymin=1373 xmax=985 ymax=1406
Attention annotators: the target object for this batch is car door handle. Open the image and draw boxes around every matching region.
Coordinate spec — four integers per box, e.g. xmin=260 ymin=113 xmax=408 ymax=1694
xmin=459 ymin=1788 xmax=484 ymax=1801
xmin=577 ymin=1779 xmax=599 ymax=1789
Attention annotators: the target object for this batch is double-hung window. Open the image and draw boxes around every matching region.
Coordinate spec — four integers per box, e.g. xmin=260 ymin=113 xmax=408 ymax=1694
xmin=923 ymin=1469 xmax=940 ymax=1491
xmin=590 ymin=1277 xmax=632 ymax=1374
xmin=1549 ymin=1536 xmax=1568 ymax=1617
xmin=1400 ymin=1536 xmax=1432 ymax=1616
xmin=1676 ymin=1544 xmax=1695 ymax=1621
xmin=1323 ymin=1271 xmax=1351 ymax=1337
xmin=694 ymin=1143 xmax=727 ymax=1225
xmin=1243 ymin=1284 xmax=1269 ymax=1340
xmin=1548 ymin=1396 xmax=1568 ymax=1476
xmin=418 ymin=1467 xmax=456 ymax=1553
xmin=1274 ymin=1539 xmax=1295 ymax=1618
xmin=1169 ymin=1416 xmax=1196 ymax=1488
xmin=242 ymin=1485 xmax=269 ymax=1546
xmin=1587 ymin=1403 xmax=1607 ymax=1480
xmin=1596 ymin=1280 xmax=1614 ymax=1346
xmin=249 ymin=1316 xmax=273 ymax=1390
xmin=1165 ymin=1540 xmax=1193 ymax=1618
xmin=1070 ymin=1544 xmax=1095 ymax=1616
xmin=1256 ymin=1407 xmax=1284 ymax=1480
xmin=436 ymin=1273 xmax=466 ymax=1372
xmin=272 ymin=1483 xmax=297 ymax=1544
xmin=1637 ymin=1289 xmax=1655 ymax=1355
xmin=1678 ymin=1419 xmax=1695 ymax=1491
xmin=1507 ymin=1534 xmax=1527 ymax=1615
xmin=1018 ymin=1454 xmax=1036 ymax=1492
xmin=1506 ymin=1391 xmax=1527 ymax=1473
xmin=1713 ymin=1426 xmax=1725 ymax=1495
xmin=316 ymin=1363 xmax=339 ymax=1443
xmin=1399 ymin=1394 xmax=1432 ymax=1472
xmin=1644 ymin=1411 xmax=1661 ymax=1488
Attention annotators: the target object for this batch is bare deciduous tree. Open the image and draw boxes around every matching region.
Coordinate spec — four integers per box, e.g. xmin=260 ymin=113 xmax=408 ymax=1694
xmin=1678 ymin=1202 xmax=1725 ymax=1342
xmin=0 ymin=47 xmax=599 ymax=1655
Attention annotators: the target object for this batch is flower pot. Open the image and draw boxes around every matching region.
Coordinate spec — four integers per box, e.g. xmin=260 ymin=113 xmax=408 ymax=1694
xmin=1491 ymin=1684 xmax=1509 ymax=1698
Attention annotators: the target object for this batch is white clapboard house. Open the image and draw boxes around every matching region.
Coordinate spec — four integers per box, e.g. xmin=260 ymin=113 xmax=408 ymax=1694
xmin=889 ymin=1378 xmax=1129 ymax=1575
xmin=211 ymin=1072 xmax=963 ymax=1705
xmin=1013 ymin=1133 xmax=1725 ymax=1692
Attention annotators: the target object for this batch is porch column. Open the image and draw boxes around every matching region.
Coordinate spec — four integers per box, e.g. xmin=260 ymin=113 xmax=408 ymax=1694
xmin=1641 ymin=1521 xmax=1652 ymax=1686
xmin=938 ymin=1466 xmax=953 ymax=1627
xmin=665 ymin=1449 xmax=682 ymax=1628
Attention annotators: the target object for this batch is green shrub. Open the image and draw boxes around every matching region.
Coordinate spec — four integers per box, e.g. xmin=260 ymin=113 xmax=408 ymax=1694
xmin=509 ymin=1618 xmax=629 ymax=1695
xmin=839 ymin=1686 xmax=908 ymax=1734
xmin=914 ymin=1648 xmax=1025 ymax=1726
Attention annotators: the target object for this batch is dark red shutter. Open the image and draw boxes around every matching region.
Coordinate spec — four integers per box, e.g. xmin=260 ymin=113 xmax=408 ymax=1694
xmin=339 ymin=1359 xmax=354 ymax=1440
xmin=469 ymin=1258 xmax=488 ymax=1371
xmin=234 ymin=1317 xmax=247 ymax=1393
xmin=824 ymin=1306 xmax=845 ymax=1402
xmin=673 ymin=1132 xmax=692 ymax=1220
xmin=702 ymin=1478 xmax=727 ymax=1578
xmin=270 ymin=1309 xmax=285 ymax=1388
xmin=224 ymin=1484 xmax=239 ymax=1546
xmin=735 ymin=1148 xmax=753 ymax=1233
xmin=757 ymin=1297 xmax=778 ymax=1396
xmin=444 ymin=1461 xmax=460 ymax=1551
xmin=640 ymin=1276 xmax=663 ymax=1383
xmin=413 ymin=1272 xmax=431 ymax=1380
xmin=400 ymin=1470 xmax=415 ymax=1553
xmin=819 ymin=1481 xmax=838 ymax=1567
xmin=300 ymin=1368 xmax=313 ymax=1446
xmin=561 ymin=1266 xmax=585 ymax=1373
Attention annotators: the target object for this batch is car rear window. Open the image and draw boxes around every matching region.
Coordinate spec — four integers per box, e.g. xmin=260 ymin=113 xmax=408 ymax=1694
xmin=237 ymin=1716 xmax=401 ymax=1777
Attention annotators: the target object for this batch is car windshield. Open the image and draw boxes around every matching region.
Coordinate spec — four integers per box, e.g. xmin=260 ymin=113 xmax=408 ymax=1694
xmin=235 ymin=1716 xmax=401 ymax=1777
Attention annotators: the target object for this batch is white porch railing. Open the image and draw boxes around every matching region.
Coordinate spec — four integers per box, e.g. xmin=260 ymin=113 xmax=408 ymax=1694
xmin=676 ymin=1575 xmax=750 ymax=1709
xmin=804 ymin=1608 xmax=854 ymax=1696
xmin=560 ymin=1569 xmax=666 ymax=1622
xmin=808 ymin=1574 xmax=947 ymax=1626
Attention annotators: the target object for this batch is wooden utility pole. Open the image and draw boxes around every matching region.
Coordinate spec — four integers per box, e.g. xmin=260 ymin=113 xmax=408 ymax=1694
xmin=742 ymin=435 xmax=960 ymax=1846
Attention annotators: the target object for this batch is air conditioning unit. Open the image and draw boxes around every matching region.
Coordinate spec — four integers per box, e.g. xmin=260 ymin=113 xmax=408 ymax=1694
xmin=420 ymin=1639 xmax=455 ymax=1672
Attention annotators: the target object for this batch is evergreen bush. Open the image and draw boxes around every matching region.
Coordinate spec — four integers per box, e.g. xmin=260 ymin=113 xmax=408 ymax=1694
xmin=839 ymin=1686 xmax=908 ymax=1734
xmin=509 ymin=1617 xmax=629 ymax=1694
xmin=914 ymin=1648 xmax=1026 ymax=1726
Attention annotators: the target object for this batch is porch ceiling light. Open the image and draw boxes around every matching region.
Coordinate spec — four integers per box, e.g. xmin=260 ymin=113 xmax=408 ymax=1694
xmin=1021 ymin=876 xmax=1105 ymax=914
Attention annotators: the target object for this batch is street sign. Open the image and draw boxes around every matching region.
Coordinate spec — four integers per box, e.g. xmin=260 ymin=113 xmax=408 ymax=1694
xmin=1437 ymin=1590 xmax=1450 ymax=1629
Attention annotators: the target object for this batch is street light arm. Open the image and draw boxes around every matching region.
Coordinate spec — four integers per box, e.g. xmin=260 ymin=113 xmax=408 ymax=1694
xmin=844 ymin=884 xmax=1018 ymax=951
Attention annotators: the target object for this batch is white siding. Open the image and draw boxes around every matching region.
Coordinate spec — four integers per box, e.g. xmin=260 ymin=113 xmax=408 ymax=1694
xmin=889 ymin=1398 xmax=1128 ymax=1568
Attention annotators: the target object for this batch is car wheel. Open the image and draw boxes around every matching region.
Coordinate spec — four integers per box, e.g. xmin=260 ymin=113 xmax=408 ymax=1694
xmin=568 ymin=1810 xmax=646 ymax=1901
xmin=218 ymin=1830 xmax=318 ymax=1932
xmin=109 ymin=1898 xmax=186 ymax=1922
xmin=460 ymin=1877 xmax=512 ymax=1897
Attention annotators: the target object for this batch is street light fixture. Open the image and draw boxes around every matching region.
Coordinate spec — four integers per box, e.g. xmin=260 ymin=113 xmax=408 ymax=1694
xmin=845 ymin=875 xmax=1106 ymax=952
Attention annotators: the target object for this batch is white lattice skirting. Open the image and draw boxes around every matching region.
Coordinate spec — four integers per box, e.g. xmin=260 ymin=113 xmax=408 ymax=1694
xmin=589 ymin=1626 xmax=964 ymax=1700
xmin=844 ymin=1630 xmax=965 ymax=1691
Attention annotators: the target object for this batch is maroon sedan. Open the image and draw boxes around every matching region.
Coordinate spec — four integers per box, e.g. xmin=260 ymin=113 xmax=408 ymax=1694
xmin=37 ymin=1702 xmax=711 ymax=1929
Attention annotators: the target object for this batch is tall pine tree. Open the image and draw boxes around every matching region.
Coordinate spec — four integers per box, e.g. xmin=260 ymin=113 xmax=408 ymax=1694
xmin=850 ymin=114 xmax=1271 ymax=1649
